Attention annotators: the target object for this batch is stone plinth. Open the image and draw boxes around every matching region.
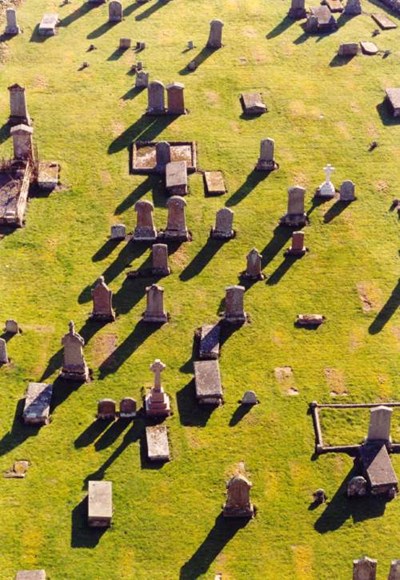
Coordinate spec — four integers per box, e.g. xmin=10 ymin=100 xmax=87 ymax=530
xmin=199 ymin=324 xmax=220 ymax=359
xmin=194 ymin=360 xmax=223 ymax=405
xmin=88 ymin=481 xmax=113 ymax=527
xmin=90 ymin=276 xmax=115 ymax=321
xmin=240 ymin=93 xmax=267 ymax=115
xmin=223 ymin=473 xmax=255 ymax=518
xmin=60 ymin=321 xmax=89 ymax=381
xmin=204 ymin=171 xmax=226 ymax=195
xmin=23 ymin=382 xmax=53 ymax=425
xmin=165 ymin=161 xmax=188 ymax=196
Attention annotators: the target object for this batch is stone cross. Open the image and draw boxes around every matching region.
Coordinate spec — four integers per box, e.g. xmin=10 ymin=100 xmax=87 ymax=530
xmin=353 ymin=557 xmax=377 ymax=580
xmin=133 ymin=200 xmax=157 ymax=241
xmin=147 ymin=80 xmax=166 ymax=114
xmin=5 ymin=8 xmax=20 ymax=35
xmin=8 ymin=84 xmax=31 ymax=126
xmin=317 ymin=164 xmax=335 ymax=198
xmin=11 ymin=124 xmax=34 ymax=161
xmin=150 ymin=358 xmax=166 ymax=389
xmin=166 ymin=82 xmax=186 ymax=115
xmin=211 ymin=207 xmax=234 ymax=239
xmin=0 ymin=338 xmax=9 ymax=364
xmin=207 ymin=19 xmax=224 ymax=49
xmin=367 ymin=406 xmax=392 ymax=442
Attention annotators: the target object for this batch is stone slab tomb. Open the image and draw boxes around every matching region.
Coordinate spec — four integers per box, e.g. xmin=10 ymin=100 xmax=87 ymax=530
xmin=194 ymin=360 xmax=223 ymax=405
xmin=23 ymin=382 xmax=53 ymax=426
xmin=361 ymin=42 xmax=379 ymax=55
xmin=146 ymin=425 xmax=170 ymax=461
xmin=0 ymin=161 xmax=31 ymax=227
xmin=211 ymin=207 xmax=234 ymax=239
xmin=372 ymin=13 xmax=397 ymax=29
xmin=15 ymin=572 xmax=47 ymax=580
xmin=344 ymin=0 xmax=362 ymax=14
xmin=97 ymin=399 xmax=116 ymax=420
xmin=296 ymin=314 xmax=325 ymax=326
xmin=38 ymin=13 xmax=59 ymax=36
xmin=385 ymin=88 xmax=400 ymax=117
xmin=5 ymin=8 xmax=20 ymax=35
xmin=88 ymin=481 xmax=113 ymax=527
xmin=305 ymin=6 xmax=337 ymax=33
xmin=198 ymin=324 xmax=220 ymax=359
xmin=338 ymin=43 xmax=359 ymax=56
xmin=130 ymin=141 xmax=197 ymax=175
xmin=223 ymin=473 xmax=254 ymax=518
xmin=325 ymin=0 xmax=343 ymax=12
xmin=165 ymin=161 xmax=188 ymax=196
xmin=204 ymin=171 xmax=226 ymax=195
xmin=353 ymin=556 xmax=377 ymax=580
xmin=359 ymin=443 xmax=398 ymax=497
xmin=90 ymin=276 xmax=115 ymax=321
xmin=240 ymin=93 xmax=267 ymax=115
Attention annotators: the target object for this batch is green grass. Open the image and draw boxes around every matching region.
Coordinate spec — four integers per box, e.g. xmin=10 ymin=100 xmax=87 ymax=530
xmin=2 ymin=0 xmax=400 ymax=578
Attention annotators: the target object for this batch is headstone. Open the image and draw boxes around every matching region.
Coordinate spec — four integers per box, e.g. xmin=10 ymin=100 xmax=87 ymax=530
xmin=199 ymin=324 xmax=220 ymax=359
xmin=165 ymin=161 xmax=188 ymax=196
xmin=316 ymin=164 xmax=335 ymax=198
xmin=10 ymin=124 xmax=34 ymax=161
xmin=109 ymin=1 xmax=122 ymax=22
xmin=352 ymin=557 xmax=377 ymax=580
xmin=60 ymin=321 xmax=89 ymax=381
xmin=5 ymin=8 xmax=20 ymax=35
xmin=194 ymin=360 xmax=223 ymax=405
xmin=146 ymin=425 xmax=170 ymax=461
xmin=187 ymin=40 xmax=194 ymax=49
xmin=338 ymin=43 xmax=359 ymax=56
xmin=289 ymin=0 xmax=307 ymax=18
xmin=147 ymin=80 xmax=166 ymax=114
xmin=256 ymin=138 xmax=278 ymax=171
xmin=223 ymin=473 xmax=254 ymax=518
xmin=145 ymin=358 xmax=171 ymax=417
xmin=306 ymin=6 xmax=337 ymax=32
xmin=135 ymin=71 xmax=149 ymax=88
xmin=0 ymin=338 xmax=9 ymax=364
xmin=344 ymin=0 xmax=362 ymax=15
xmin=88 ymin=480 xmax=113 ymax=527
xmin=97 ymin=398 xmax=116 ymax=419
xmin=367 ymin=406 xmax=392 ymax=441
xmin=347 ymin=475 xmax=367 ymax=497
xmin=143 ymin=284 xmax=168 ymax=323
xmin=164 ymin=196 xmax=190 ymax=240
xmin=8 ymin=84 xmax=31 ymax=126
xmin=133 ymin=199 xmax=157 ymax=241
xmin=5 ymin=319 xmax=19 ymax=334
xmin=340 ymin=180 xmax=356 ymax=201
xmin=204 ymin=171 xmax=226 ymax=195
xmin=166 ymin=82 xmax=186 ymax=115
xmin=38 ymin=13 xmax=59 ymax=36
xmin=242 ymin=248 xmax=263 ymax=280
xmin=156 ymin=141 xmax=171 ymax=173
xmin=207 ymin=19 xmax=224 ymax=49
xmin=388 ymin=560 xmax=400 ymax=580
xmin=110 ymin=223 xmax=126 ymax=240
xmin=241 ymin=390 xmax=258 ymax=405
xmin=285 ymin=231 xmax=307 ymax=256
xmin=280 ymin=186 xmax=307 ymax=227
xmin=223 ymin=285 xmax=247 ymax=324
xmin=15 ymin=572 xmax=47 ymax=580
xmin=90 ymin=276 xmax=115 ymax=321
xmin=312 ymin=488 xmax=327 ymax=504
xmin=296 ymin=314 xmax=325 ymax=326
xmin=23 ymin=382 xmax=53 ymax=425
xmin=386 ymin=88 xmax=400 ymax=117
xmin=151 ymin=243 xmax=170 ymax=275
xmin=119 ymin=397 xmax=137 ymax=418
xmin=240 ymin=93 xmax=267 ymax=115
xmin=119 ymin=38 xmax=131 ymax=49
xmin=136 ymin=61 xmax=143 ymax=71
xmin=211 ymin=208 xmax=234 ymax=239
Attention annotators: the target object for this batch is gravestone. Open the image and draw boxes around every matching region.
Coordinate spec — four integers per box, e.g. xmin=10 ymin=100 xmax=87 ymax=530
xmin=146 ymin=425 xmax=170 ymax=461
xmin=5 ymin=319 xmax=19 ymax=334
xmin=223 ymin=285 xmax=247 ymax=323
xmin=288 ymin=0 xmax=307 ymax=18
xmin=8 ymin=84 xmax=31 ymax=126
xmin=88 ymin=480 xmax=113 ymax=527
xmin=109 ymin=1 xmax=122 ymax=22
xmin=133 ymin=200 xmax=157 ymax=241
xmin=388 ymin=560 xmax=400 ymax=580
xmin=199 ymin=324 xmax=220 ymax=359
xmin=164 ymin=196 xmax=190 ymax=240
xmin=110 ymin=224 xmax=126 ymax=240
xmin=286 ymin=231 xmax=307 ymax=256
xmin=241 ymin=93 xmax=267 ymax=115
xmin=344 ymin=0 xmax=362 ymax=15
xmin=151 ymin=243 xmax=170 ymax=275
xmin=241 ymin=390 xmax=258 ymax=405
xmin=145 ymin=358 xmax=171 ymax=417
xmin=165 ymin=161 xmax=188 ymax=196
xmin=135 ymin=71 xmax=149 ymax=88
xmin=97 ymin=399 xmax=116 ymax=419
xmin=306 ymin=6 xmax=337 ymax=32
xmin=156 ymin=141 xmax=171 ymax=173
xmin=280 ymin=186 xmax=307 ymax=227
xmin=11 ymin=124 xmax=34 ymax=161
xmin=211 ymin=207 xmax=234 ymax=239
xmin=347 ymin=475 xmax=367 ymax=497
xmin=119 ymin=38 xmax=131 ymax=49
xmin=90 ymin=276 xmax=115 ymax=321
xmin=38 ymin=13 xmax=59 ymax=36
xmin=367 ymin=406 xmax=392 ymax=441
xmin=340 ymin=180 xmax=356 ymax=201
xmin=207 ymin=19 xmax=224 ymax=49
xmin=60 ymin=321 xmax=89 ymax=381
xmin=316 ymin=164 xmax=335 ymax=198
xmin=242 ymin=248 xmax=263 ymax=280
xmin=256 ymin=138 xmax=278 ymax=171
xmin=204 ymin=171 xmax=226 ymax=195
xmin=166 ymin=82 xmax=186 ymax=115
xmin=147 ymin=80 xmax=166 ymax=114
xmin=194 ymin=360 xmax=223 ymax=405
xmin=143 ymin=284 xmax=168 ymax=323
xmin=223 ymin=473 xmax=254 ymax=518
xmin=23 ymin=382 xmax=53 ymax=425
xmin=338 ymin=43 xmax=359 ymax=56
xmin=372 ymin=13 xmax=397 ymax=30
xmin=5 ymin=8 xmax=20 ymax=35
xmin=15 ymin=572 xmax=47 ymax=580
xmin=119 ymin=397 xmax=136 ymax=418
xmin=0 ymin=338 xmax=9 ymax=364
xmin=353 ymin=557 xmax=377 ymax=580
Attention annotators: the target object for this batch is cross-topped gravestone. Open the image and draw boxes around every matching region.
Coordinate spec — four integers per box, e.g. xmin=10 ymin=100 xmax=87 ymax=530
xmin=151 ymin=358 xmax=166 ymax=389
xmin=316 ymin=164 xmax=336 ymax=198
xmin=60 ymin=321 xmax=89 ymax=381
xmin=145 ymin=358 xmax=171 ymax=417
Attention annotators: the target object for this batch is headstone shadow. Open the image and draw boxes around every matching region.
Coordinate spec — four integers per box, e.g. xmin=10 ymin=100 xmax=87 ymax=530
xmin=266 ymin=16 xmax=295 ymax=39
xmin=78 ymin=319 xmax=109 ymax=345
xmin=123 ymin=2 xmax=141 ymax=17
xmin=0 ymin=123 xmax=10 ymax=144
xmin=40 ymin=348 xmax=63 ymax=381
xmin=59 ymin=2 xmax=94 ymax=28
xmin=50 ymin=376 xmax=86 ymax=412
xmin=121 ymin=86 xmax=144 ymax=100
xmin=368 ymin=279 xmax=400 ymax=334
xmin=329 ymin=54 xmax=356 ymax=67
xmin=92 ymin=239 xmax=120 ymax=262
xmin=229 ymin=404 xmax=252 ymax=426
xmin=101 ymin=241 xmax=149 ymax=284
xmin=179 ymin=46 xmax=216 ymax=75
xmin=306 ymin=195 xmax=328 ymax=217
xmin=87 ymin=21 xmax=116 ymax=41
xmin=74 ymin=418 xmax=110 ymax=448
xmin=225 ymin=170 xmax=268 ymax=207
xmin=261 ymin=226 xmax=293 ymax=268
xmin=108 ymin=114 xmax=176 ymax=155
xmin=176 ymin=379 xmax=215 ymax=427
xmin=179 ymin=239 xmax=223 ymax=281
xmin=107 ymin=47 xmax=125 ymax=61
xmin=266 ymin=255 xmax=297 ymax=285
xmin=376 ymin=101 xmax=400 ymax=126
xmin=71 ymin=496 xmax=107 ymax=548
xmin=113 ymin=270 xmax=158 ymax=316
xmin=135 ymin=0 xmax=170 ymax=20
xmin=94 ymin=417 xmax=132 ymax=451
xmin=114 ymin=176 xmax=156 ymax=214
xmin=29 ymin=25 xmax=49 ymax=43
xmin=323 ymin=200 xmax=351 ymax=223
xmin=0 ymin=398 xmax=41 ymax=457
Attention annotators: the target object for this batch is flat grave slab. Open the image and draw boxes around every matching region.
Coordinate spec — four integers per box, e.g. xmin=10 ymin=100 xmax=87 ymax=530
xmin=130 ymin=141 xmax=197 ymax=175
xmin=15 ymin=572 xmax=46 ymax=580
xmin=88 ymin=480 xmax=113 ymax=527
xmin=37 ymin=162 xmax=59 ymax=190
xmin=240 ymin=93 xmax=267 ymax=115
xmin=360 ymin=41 xmax=379 ymax=55
xmin=146 ymin=425 xmax=170 ymax=461
xmin=204 ymin=171 xmax=226 ymax=195
xmin=371 ymin=13 xmax=397 ymax=29
xmin=194 ymin=360 xmax=223 ymax=405
xmin=23 ymin=382 xmax=53 ymax=425
xmin=325 ymin=0 xmax=343 ymax=12
xmin=360 ymin=444 xmax=398 ymax=494
xmin=198 ymin=324 xmax=220 ymax=359
xmin=296 ymin=314 xmax=325 ymax=326
xmin=338 ymin=43 xmax=359 ymax=56
xmin=38 ymin=14 xmax=59 ymax=36
xmin=165 ymin=160 xmax=187 ymax=196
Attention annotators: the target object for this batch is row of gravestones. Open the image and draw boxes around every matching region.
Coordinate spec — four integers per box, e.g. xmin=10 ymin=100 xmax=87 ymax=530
xmin=353 ymin=556 xmax=400 ymax=579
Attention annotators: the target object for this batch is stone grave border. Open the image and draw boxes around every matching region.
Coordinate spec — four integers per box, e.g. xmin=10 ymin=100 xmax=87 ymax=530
xmin=129 ymin=141 xmax=197 ymax=175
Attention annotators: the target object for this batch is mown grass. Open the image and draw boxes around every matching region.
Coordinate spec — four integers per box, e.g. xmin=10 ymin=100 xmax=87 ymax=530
xmin=2 ymin=0 xmax=400 ymax=578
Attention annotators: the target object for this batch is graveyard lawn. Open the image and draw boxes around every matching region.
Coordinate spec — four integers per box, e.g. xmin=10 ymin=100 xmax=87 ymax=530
xmin=2 ymin=0 xmax=400 ymax=579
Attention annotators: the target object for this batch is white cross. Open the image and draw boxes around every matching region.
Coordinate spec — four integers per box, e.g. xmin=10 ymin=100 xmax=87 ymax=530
xmin=323 ymin=164 xmax=335 ymax=183
xmin=150 ymin=359 xmax=166 ymax=389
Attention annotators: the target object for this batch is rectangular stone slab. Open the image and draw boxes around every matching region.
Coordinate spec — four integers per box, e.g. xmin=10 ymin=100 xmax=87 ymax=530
xmin=146 ymin=425 xmax=170 ymax=461
xmin=165 ymin=160 xmax=187 ymax=194
xmin=204 ymin=171 xmax=226 ymax=195
xmin=325 ymin=0 xmax=343 ymax=12
xmin=240 ymin=93 xmax=267 ymax=115
xmin=361 ymin=444 xmax=398 ymax=489
xmin=37 ymin=162 xmax=59 ymax=190
xmin=39 ymin=14 xmax=59 ymax=36
xmin=194 ymin=360 xmax=223 ymax=403
xmin=372 ymin=13 xmax=397 ymax=29
xmin=23 ymin=382 xmax=53 ymax=425
xmin=16 ymin=572 xmax=46 ymax=580
xmin=88 ymin=481 xmax=113 ymax=526
xmin=199 ymin=324 xmax=220 ymax=359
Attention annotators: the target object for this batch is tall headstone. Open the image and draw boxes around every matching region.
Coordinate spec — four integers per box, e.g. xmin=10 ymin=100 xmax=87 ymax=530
xmin=0 ymin=338 xmax=9 ymax=364
xmin=8 ymin=84 xmax=31 ymax=126
xmin=280 ymin=186 xmax=307 ymax=227
xmin=286 ymin=231 xmax=307 ymax=256
xmin=133 ymin=200 xmax=157 ymax=241
xmin=151 ymin=243 xmax=170 ymax=275
xmin=156 ymin=141 xmax=171 ymax=173
xmin=60 ymin=321 xmax=89 ymax=381
xmin=147 ymin=80 xmax=166 ymax=114
xmin=367 ymin=406 xmax=392 ymax=442
xmin=10 ymin=124 xmax=34 ymax=161
xmin=223 ymin=285 xmax=247 ymax=323
xmin=207 ymin=19 xmax=224 ymax=49
xmin=344 ymin=0 xmax=362 ymax=15
xmin=388 ymin=560 xmax=400 ymax=580
xmin=166 ymin=82 xmax=186 ymax=115
xmin=316 ymin=164 xmax=335 ymax=198
xmin=135 ymin=71 xmax=149 ymax=88
xmin=339 ymin=180 xmax=356 ymax=202
xmin=242 ymin=248 xmax=263 ymax=280
xmin=353 ymin=557 xmax=377 ymax=580
xmin=211 ymin=208 xmax=234 ymax=239
xmin=5 ymin=8 xmax=20 ymax=35
xmin=90 ymin=276 xmax=115 ymax=321
xmin=223 ymin=473 xmax=254 ymax=518
xmin=164 ymin=196 xmax=189 ymax=240
xmin=145 ymin=358 xmax=171 ymax=417
xmin=255 ymin=138 xmax=278 ymax=171
xmin=108 ymin=0 xmax=122 ymax=22
xmin=143 ymin=284 xmax=168 ymax=323
xmin=288 ymin=0 xmax=307 ymax=19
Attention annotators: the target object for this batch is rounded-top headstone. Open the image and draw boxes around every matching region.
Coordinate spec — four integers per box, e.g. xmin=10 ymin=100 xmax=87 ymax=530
xmin=241 ymin=390 xmax=258 ymax=405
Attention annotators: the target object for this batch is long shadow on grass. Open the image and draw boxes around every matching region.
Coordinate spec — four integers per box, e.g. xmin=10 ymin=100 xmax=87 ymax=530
xmin=323 ymin=200 xmax=351 ymax=223
xmin=229 ymin=404 xmax=252 ymax=426
xmin=0 ymin=398 xmax=41 ymax=457
xmin=40 ymin=349 xmax=63 ymax=381
xmin=108 ymin=115 xmax=176 ymax=155
xmin=176 ymin=379 xmax=215 ymax=427
xmin=135 ymin=0 xmax=170 ymax=20
xmin=0 ymin=123 xmax=10 ymax=144
xmin=329 ymin=54 xmax=356 ymax=67
xmin=179 ymin=239 xmax=224 ymax=281
xmin=87 ymin=21 xmax=117 ymax=40
xmin=75 ymin=419 xmax=110 ymax=448
xmin=179 ymin=46 xmax=218 ymax=75
xmin=180 ymin=514 xmax=249 ymax=579
xmin=59 ymin=2 xmax=95 ymax=27
xmin=114 ymin=176 xmax=156 ymax=215
xmin=225 ymin=170 xmax=268 ymax=207
xmin=71 ymin=496 xmax=107 ymax=548
xmin=376 ymin=101 xmax=400 ymax=127
xmin=95 ymin=418 xmax=132 ymax=451
xmin=261 ymin=227 xmax=292 ymax=269
xmin=266 ymin=16 xmax=295 ymax=39
xmin=368 ymin=279 xmax=400 ymax=334
xmin=113 ymin=266 xmax=161 ymax=316
xmin=102 ymin=241 xmax=149 ymax=284
xmin=51 ymin=376 xmax=87 ymax=412
xmin=92 ymin=239 xmax=120 ymax=262
xmin=306 ymin=195 xmax=329 ymax=218
xmin=123 ymin=2 xmax=141 ymax=17
xmin=121 ymin=86 xmax=145 ymax=100
xmin=266 ymin=255 xmax=297 ymax=285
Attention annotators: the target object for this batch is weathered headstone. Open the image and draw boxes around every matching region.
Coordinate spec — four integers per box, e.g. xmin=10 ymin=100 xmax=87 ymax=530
xmin=316 ymin=164 xmax=335 ymax=198
xmin=109 ymin=1 xmax=122 ymax=22
xmin=240 ymin=93 xmax=267 ymax=115
xmin=5 ymin=8 xmax=20 ymax=35
xmin=91 ymin=276 xmax=115 ymax=321
xmin=367 ymin=406 xmax=392 ymax=441
xmin=147 ymin=80 xmax=166 ymax=114
xmin=133 ymin=199 xmax=157 ymax=241
xmin=97 ymin=399 xmax=116 ymax=419
xmin=338 ymin=43 xmax=359 ymax=56
xmin=280 ymin=186 xmax=307 ymax=227
xmin=60 ymin=321 xmax=89 ymax=381
xmin=119 ymin=397 xmax=137 ymax=418
xmin=347 ymin=475 xmax=367 ymax=497
xmin=8 ymin=84 xmax=31 ymax=126
xmin=165 ymin=161 xmax=188 ymax=196
xmin=288 ymin=0 xmax=307 ymax=19
xmin=194 ymin=360 xmax=223 ymax=405
xmin=151 ymin=243 xmax=170 ymax=276
xmin=361 ymin=41 xmax=379 ymax=56
xmin=242 ymin=248 xmax=263 ymax=280
xmin=119 ymin=38 xmax=131 ymax=49
xmin=164 ymin=196 xmax=190 ymax=240
xmin=166 ymin=82 xmax=186 ymax=115
xmin=223 ymin=473 xmax=255 ymax=518
xmin=255 ymin=138 xmax=278 ymax=171
xmin=88 ymin=480 xmax=113 ymax=527
xmin=135 ymin=71 xmax=149 ymax=88
xmin=207 ymin=19 xmax=224 ymax=49
xmin=146 ymin=425 xmax=170 ymax=461
xmin=38 ymin=13 xmax=59 ymax=36
xmin=110 ymin=223 xmax=126 ymax=240
xmin=198 ymin=324 xmax=220 ymax=359
xmin=145 ymin=358 xmax=171 ymax=417
xmin=155 ymin=141 xmax=171 ymax=173
xmin=11 ymin=124 xmax=34 ymax=161
xmin=5 ymin=319 xmax=19 ymax=334
xmin=388 ymin=560 xmax=400 ymax=580
xmin=143 ymin=284 xmax=168 ymax=323
xmin=339 ymin=180 xmax=356 ymax=201
xmin=223 ymin=285 xmax=247 ymax=323
xmin=23 ymin=382 xmax=53 ymax=425
xmin=0 ymin=338 xmax=9 ymax=364
xmin=286 ymin=231 xmax=307 ymax=256
xmin=344 ymin=0 xmax=362 ymax=15
xmin=211 ymin=207 xmax=234 ymax=239
xmin=352 ymin=557 xmax=377 ymax=580
xmin=241 ymin=390 xmax=258 ymax=405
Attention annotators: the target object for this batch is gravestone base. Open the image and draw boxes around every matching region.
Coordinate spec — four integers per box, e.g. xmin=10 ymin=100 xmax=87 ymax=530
xmin=146 ymin=107 xmax=167 ymax=116
xmin=151 ymin=265 xmax=171 ymax=276
xmin=60 ymin=363 xmax=89 ymax=382
xmin=315 ymin=183 xmax=336 ymax=198
xmin=145 ymin=394 xmax=171 ymax=417
xmin=223 ymin=503 xmax=255 ymax=518
xmin=159 ymin=229 xmax=191 ymax=242
xmin=133 ymin=226 xmax=157 ymax=241
xmin=279 ymin=213 xmax=308 ymax=227
xmin=210 ymin=227 xmax=235 ymax=240
xmin=5 ymin=25 xmax=21 ymax=35
xmin=223 ymin=312 xmax=247 ymax=324
xmin=255 ymin=159 xmax=278 ymax=171
xmin=288 ymin=6 xmax=307 ymax=18
xmin=89 ymin=310 xmax=116 ymax=322
xmin=240 ymin=271 xmax=265 ymax=281
xmin=285 ymin=245 xmax=308 ymax=257
xmin=142 ymin=311 xmax=169 ymax=324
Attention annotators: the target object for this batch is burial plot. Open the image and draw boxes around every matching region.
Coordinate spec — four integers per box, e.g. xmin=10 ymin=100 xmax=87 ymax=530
xmin=240 ymin=93 xmax=267 ymax=115
xmin=38 ymin=14 xmax=59 ymax=36
xmin=15 ymin=572 xmax=47 ymax=580
xmin=372 ymin=13 xmax=397 ymax=29
xmin=130 ymin=141 xmax=197 ymax=175
xmin=5 ymin=9 xmax=20 ymax=36
xmin=88 ymin=481 xmax=113 ymax=527
xmin=145 ymin=359 xmax=171 ymax=417
xmin=223 ymin=473 xmax=254 ymax=518
xmin=0 ymin=161 xmax=30 ymax=227
xmin=8 ymin=84 xmax=31 ymax=126
xmin=146 ymin=425 xmax=170 ymax=461
xmin=165 ymin=161 xmax=188 ymax=196
xmin=97 ymin=399 xmax=116 ymax=420
xmin=305 ymin=6 xmax=337 ymax=32
xmin=198 ymin=324 xmax=220 ymax=359
xmin=23 ymin=382 xmax=53 ymax=426
xmin=385 ymin=88 xmax=400 ymax=117
xmin=204 ymin=171 xmax=226 ymax=195
xmin=211 ymin=208 xmax=234 ymax=239
xmin=90 ymin=276 xmax=115 ymax=321
xmin=194 ymin=360 xmax=223 ymax=405
xmin=60 ymin=321 xmax=89 ymax=381
xmin=353 ymin=557 xmax=377 ymax=580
